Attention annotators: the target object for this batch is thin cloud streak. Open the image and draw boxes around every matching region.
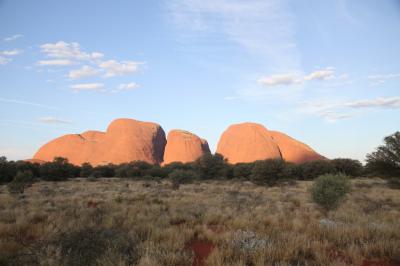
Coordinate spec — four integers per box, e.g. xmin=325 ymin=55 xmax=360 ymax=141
xmin=0 ymin=97 xmax=61 ymax=110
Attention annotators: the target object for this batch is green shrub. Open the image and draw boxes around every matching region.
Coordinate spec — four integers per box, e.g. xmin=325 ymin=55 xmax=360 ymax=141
xmin=331 ymin=158 xmax=363 ymax=177
xmin=194 ymin=153 xmax=230 ymax=179
xmin=300 ymin=160 xmax=336 ymax=180
xmin=168 ymin=169 xmax=199 ymax=189
xmin=365 ymin=131 xmax=400 ymax=177
xmin=92 ymin=164 xmax=115 ymax=177
xmin=7 ymin=170 xmax=34 ymax=194
xmin=311 ymin=174 xmax=351 ymax=213
xmin=55 ymin=227 xmax=139 ymax=266
xmin=250 ymin=159 xmax=288 ymax=186
xmin=0 ymin=156 xmax=16 ymax=183
xmin=80 ymin=163 xmax=93 ymax=177
xmin=40 ymin=157 xmax=77 ymax=181
xmin=163 ymin=161 xmax=195 ymax=175
xmin=232 ymin=163 xmax=253 ymax=179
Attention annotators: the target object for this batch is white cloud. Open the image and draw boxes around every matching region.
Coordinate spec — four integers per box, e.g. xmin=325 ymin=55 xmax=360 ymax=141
xmin=39 ymin=117 xmax=72 ymax=124
xmin=258 ymin=68 xmax=337 ymax=87
xmin=0 ymin=56 xmax=12 ymax=65
xmin=345 ymin=97 xmax=400 ymax=109
xmin=37 ymin=59 xmax=74 ymax=66
xmin=1 ymin=49 xmax=21 ymax=56
xmin=116 ymin=82 xmax=139 ymax=91
xmin=68 ymin=65 xmax=100 ymax=79
xmin=258 ymin=73 xmax=301 ymax=86
xmin=367 ymin=73 xmax=400 ymax=86
xmin=70 ymin=83 xmax=105 ymax=92
xmin=4 ymin=34 xmax=23 ymax=42
xmin=40 ymin=41 xmax=103 ymax=62
xmin=99 ymin=60 xmax=142 ymax=77
xmin=304 ymin=67 xmax=335 ymax=81
xmin=318 ymin=111 xmax=353 ymax=123
xmin=167 ymin=0 xmax=300 ymax=71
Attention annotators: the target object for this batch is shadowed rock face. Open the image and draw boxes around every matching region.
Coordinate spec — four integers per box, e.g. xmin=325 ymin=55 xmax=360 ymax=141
xmin=217 ymin=122 xmax=324 ymax=164
xmin=33 ymin=118 xmax=166 ymax=166
xmin=163 ymin=130 xmax=211 ymax=164
xmin=216 ymin=123 xmax=282 ymax=164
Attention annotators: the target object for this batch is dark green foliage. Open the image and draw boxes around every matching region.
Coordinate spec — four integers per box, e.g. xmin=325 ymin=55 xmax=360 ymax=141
xmin=331 ymin=158 xmax=363 ymax=177
xmin=0 ymin=156 xmax=16 ymax=183
xmin=282 ymin=163 xmax=303 ymax=180
xmin=300 ymin=160 xmax=336 ymax=180
xmin=163 ymin=161 xmax=195 ymax=175
xmin=145 ymin=165 xmax=168 ymax=178
xmin=40 ymin=157 xmax=78 ymax=181
xmin=168 ymin=169 xmax=199 ymax=189
xmin=311 ymin=174 xmax=351 ymax=212
xmin=80 ymin=163 xmax=93 ymax=177
xmin=194 ymin=153 xmax=230 ymax=179
xmin=365 ymin=131 xmax=400 ymax=177
xmin=114 ymin=161 xmax=151 ymax=178
xmin=232 ymin=163 xmax=253 ymax=179
xmin=56 ymin=227 xmax=139 ymax=266
xmin=92 ymin=164 xmax=115 ymax=178
xmin=7 ymin=170 xmax=34 ymax=194
xmin=250 ymin=159 xmax=289 ymax=185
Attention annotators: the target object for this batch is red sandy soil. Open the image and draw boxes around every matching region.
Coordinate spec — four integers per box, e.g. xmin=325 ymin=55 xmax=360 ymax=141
xmin=185 ymin=239 xmax=215 ymax=266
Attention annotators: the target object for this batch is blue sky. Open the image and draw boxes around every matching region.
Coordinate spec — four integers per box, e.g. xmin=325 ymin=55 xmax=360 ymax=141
xmin=0 ymin=0 xmax=399 ymax=161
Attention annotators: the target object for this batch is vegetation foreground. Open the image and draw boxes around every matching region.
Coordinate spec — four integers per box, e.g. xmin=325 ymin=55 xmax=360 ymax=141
xmin=0 ymin=178 xmax=399 ymax=266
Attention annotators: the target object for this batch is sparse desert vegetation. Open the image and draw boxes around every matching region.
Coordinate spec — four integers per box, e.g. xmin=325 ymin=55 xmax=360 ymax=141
xmin=0 ymin=178 xmax=399 ymax=266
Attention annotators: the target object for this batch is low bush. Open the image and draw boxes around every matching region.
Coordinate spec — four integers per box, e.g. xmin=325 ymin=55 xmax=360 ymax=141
xmin=250 ymin=159 xmax=288 ymax=186
xmin=194 ymin=153 xmax=230 ymax=179
xmin=311 ymin=174 xmax=351 ymax=213
xmin=55 ymin=227 xmax=139 ymax=266
xmin=40 ymin=157 xmax=79 ymax=181
xmin=331 ymin=158 xmax=363 ymax=177
xmin=168 ymin=169 xmax=199 ymax=189
xmin=232 ymin=163 xmax=253 ymax=179
xmin=92 ymin=164 xmax=115 ymax=178
xmin=7 ymin=170 xmax=34 ymax=194
xmin=80 ymin=163 xmax=93 ymax=177
xmin=300 ymin=160 xmax=336 ymax=180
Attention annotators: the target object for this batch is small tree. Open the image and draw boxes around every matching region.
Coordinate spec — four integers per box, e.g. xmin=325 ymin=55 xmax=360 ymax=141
xmin=331 ymin=158 xmax=363 ymax=177
xmin=365 ymin=131 xmax=400 ymax=177
xmin=311 ymin=174 xmax=351 ymax=214
xmin=194 ymin=153 xmax=230 ymax=179
xmin=300 ymin=160 xmax=336 ymax=180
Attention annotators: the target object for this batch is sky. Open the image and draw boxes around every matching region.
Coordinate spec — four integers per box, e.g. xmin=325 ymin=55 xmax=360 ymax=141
xmin=0 ymin=0 xmax=399 ymax=162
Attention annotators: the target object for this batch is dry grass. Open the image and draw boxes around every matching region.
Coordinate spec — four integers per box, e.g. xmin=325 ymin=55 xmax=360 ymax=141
xmin=0 ymin=178 xmax=399 ymax=265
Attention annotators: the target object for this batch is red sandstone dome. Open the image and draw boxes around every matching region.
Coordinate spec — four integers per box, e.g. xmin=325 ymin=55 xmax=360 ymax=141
xmin=33 ymin=118 xmax=166 ymax=166
xmin=270 ymin=131 xmax=325 ymax=164
xmin=216 ymin=122 xmax=323 ymax=164
xmin=216 ymin=123 xmax=281 ymax=164
xmin=163 ymin=130 xmax=211 ymax=164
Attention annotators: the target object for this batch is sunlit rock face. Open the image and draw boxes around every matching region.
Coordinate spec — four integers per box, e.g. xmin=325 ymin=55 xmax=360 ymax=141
xmin=216 ymin=123 xmax=282 ymax=164
xmin=163 ymin=129 xmax=211 ymax=164
xmin=33 ymin=118 xmax=166 ymax=166
xmin=269 ymin=131 xmax=325 ymax=164
xmin=216 ymin=122 xmax=324 ymax=164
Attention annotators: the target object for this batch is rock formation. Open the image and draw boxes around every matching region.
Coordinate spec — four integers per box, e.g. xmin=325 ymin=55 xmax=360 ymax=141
xmin=216 ymin=122 xmax=324 ymax=164
xmin=32 ymin=119 xmax=324 ymax=166
xmin=33 ymin=118 xmax=166 ymax=166
xmin=163 ymin=130 xmax=211 ymax=164
xmin=269 ymin=131 xmax=325 ymax=164
xmin=216 ymin=123 xmax=282 ymax=164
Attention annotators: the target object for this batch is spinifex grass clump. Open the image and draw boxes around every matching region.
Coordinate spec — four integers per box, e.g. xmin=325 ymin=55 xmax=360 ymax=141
xmin=311 ymin=174 xmax=351 ymax=213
